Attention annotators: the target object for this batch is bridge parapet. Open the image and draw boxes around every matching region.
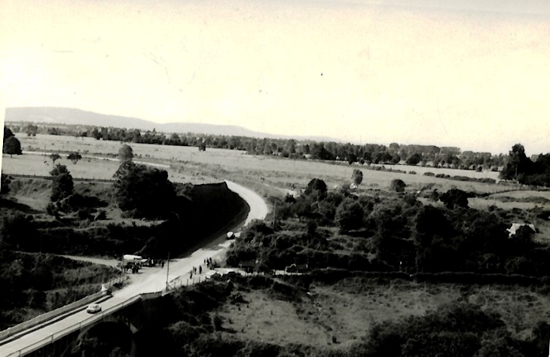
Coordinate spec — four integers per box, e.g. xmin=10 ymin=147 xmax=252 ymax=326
xmin=0 ymin=276 xmax=126 ymax=346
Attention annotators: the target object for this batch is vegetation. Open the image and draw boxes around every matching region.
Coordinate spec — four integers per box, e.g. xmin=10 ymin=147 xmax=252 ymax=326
xmin=6 ymin=123 xmax=508 ymax=170
xmin=118 ymin=144 xmax=134 ymax=161
xmin=1 ymin=173 xmax=247 ymax=260
xmin=4 ymin=124 xmax=550 ymax=355
xmin=389 ymin=178 xmax=406 ymax=192
xmin=3 ymin=136 xmax=22 ymax=157
xmin=108 ymin=275 xmax=550 ymax=356
xmin=50 ymin=164 xmax=74 ymax=202
xmin=501 ymin=143 xmax=550 ymax=187
xmin=112 ymin=160 xmax=176 ymax=219
xmin=67 ymin=152 xmax=82 ymax=164
xmin=352 ymin=169 xmax=363 ymax=186
xmin=0 ymin=248 xmax=119 ymax=330
xmin=49 ymin=153 xmax=61 ymax=165
xmin=3 ymin=125 xmax=14 ymax=141
xmin=1 ymin=174 xmax=11 ymax=198
xmin=227 ymin=179 xmax=550 ymax=277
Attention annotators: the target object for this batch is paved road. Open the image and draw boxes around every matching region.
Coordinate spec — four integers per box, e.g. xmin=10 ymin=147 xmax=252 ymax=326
xmin=0 ymin=179 xmax=268 ymax=356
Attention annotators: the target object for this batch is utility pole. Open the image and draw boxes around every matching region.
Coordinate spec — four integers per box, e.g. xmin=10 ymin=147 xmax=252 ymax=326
xmin=165 ymin=251 xmax=170 ymax=290
xmin=273 ymin=202 xmax=277 ymax=228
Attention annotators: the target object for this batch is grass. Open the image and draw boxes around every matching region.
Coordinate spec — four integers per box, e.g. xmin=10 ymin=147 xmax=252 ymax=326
xmin=3 ymin=134 xmax=528 ymax=198
xmin=216 ymin=276 xmax=550 ymax=349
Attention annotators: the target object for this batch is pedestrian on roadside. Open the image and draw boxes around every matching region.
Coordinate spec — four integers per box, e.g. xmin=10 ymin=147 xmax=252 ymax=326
xmin=199 ymin=265 xmax=202 ymax=274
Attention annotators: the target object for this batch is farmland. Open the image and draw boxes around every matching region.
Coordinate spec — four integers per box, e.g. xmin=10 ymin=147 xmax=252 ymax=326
xmin=2 ymin=134 xmax=533 ymax=197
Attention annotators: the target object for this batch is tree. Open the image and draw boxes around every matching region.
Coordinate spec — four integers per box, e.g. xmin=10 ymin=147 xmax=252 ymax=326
xmin=1 ymin=174 xmax=11 ymax=198
xmin=352 ymin=169 xmax=363 ymax=186
xmin=3 ymin=126 xmax=14 ymax=141
xmin=67 ymin=152 xmax=82 ymax=164
xmin=305 ymin=178 xmax=327 ymax=196
xmin=500 ymin=143 xmax=533 ymax=181
xmin=335 ymin=198 xmax=364 ymax=233
xmin=118 ymin=144 xmax=134 ymax=162
xmin=406 ymin=153 xmax=422 ymax=166
xmin=50 ymin=164 xmax=74 ymax=202
xmin=113 ymin=161 xmax=175 ymax=218
xmin=389 ymin=179 xmax=406 ymax=193
xmin=91 ymin=128 xmax=102 ymax=140
xmin=347 ymin=153 xmax=358 ymax=165
xmin=3 ymin=136 xmax=22 ymax=157
xmin=49 ymin=153 xmax=61 ymax=165
xmin=439 ymin=188 xmax=469 ymax=209
xmin=25 ymin=124 xmax=38 ymax=137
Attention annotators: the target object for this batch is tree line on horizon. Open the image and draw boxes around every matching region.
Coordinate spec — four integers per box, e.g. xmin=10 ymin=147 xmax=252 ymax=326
xmin=7 ymin=123 xmax=512 ymax=170
xmin=5 ymin=122 xmax=550 ymax=186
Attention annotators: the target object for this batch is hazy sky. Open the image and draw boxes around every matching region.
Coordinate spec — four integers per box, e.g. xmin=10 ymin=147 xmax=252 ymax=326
xmin=1 ymin=0 xmax=549 ymax=154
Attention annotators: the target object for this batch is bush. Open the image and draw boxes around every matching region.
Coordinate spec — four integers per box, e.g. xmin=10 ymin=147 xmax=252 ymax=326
xmin=389 ymin=179 xmax=406 ymax=193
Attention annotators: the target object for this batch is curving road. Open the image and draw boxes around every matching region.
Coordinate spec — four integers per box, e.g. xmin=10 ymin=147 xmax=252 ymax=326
xmin=0 ymin=180 xmax=268 ymax=357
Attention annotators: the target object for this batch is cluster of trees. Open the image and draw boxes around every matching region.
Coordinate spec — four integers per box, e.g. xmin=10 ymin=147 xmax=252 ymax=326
xmin=10 ymin=122 xmax=509 ymax=169
xmin=501 ymin=143 xmax=550 ymax=187
xmin=113 ymin=160 xmax=178 ymax=219
xmin=361 ymin=301 xmax=548 ymax=356
xmin=227 ymin=176 xmax=548 ymax=276
xmin=96 ymin=274 xmax=550 ymax=357
xmin=0 ymin=245 xmax=119 ymax=329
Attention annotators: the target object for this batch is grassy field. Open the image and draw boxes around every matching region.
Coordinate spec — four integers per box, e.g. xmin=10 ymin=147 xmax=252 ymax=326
xmin=2 ymin=134 xmax=529 ymax=198
xmin=217 ymin=276 xmax=550 ymax=349
xmin=371 ymin=163 xmax=500 ymax=180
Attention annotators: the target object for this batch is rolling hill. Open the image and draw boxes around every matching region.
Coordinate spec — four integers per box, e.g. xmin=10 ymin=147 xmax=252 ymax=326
xmin=5 ymin=107 xmax=338 ymax=142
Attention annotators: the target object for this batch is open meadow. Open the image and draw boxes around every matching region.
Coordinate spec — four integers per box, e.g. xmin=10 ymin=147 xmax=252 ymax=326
xmin=3 ymin=134 xmax=535 ymax=198
xmin=210 ymin=276 xmax=550 ymax=352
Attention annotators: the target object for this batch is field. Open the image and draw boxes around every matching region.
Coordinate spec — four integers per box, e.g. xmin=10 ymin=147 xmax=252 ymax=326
xmin=2 ymin=134 xmax=535 ymax=198
xmin=4 ymin=133 xmax=550 ymax=243
xmin=215 ymin=276 xmax=550 ymax=349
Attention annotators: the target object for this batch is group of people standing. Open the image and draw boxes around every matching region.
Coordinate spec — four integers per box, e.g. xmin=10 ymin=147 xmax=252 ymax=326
xmin=189 ymin=257 xmax=216 ymax=278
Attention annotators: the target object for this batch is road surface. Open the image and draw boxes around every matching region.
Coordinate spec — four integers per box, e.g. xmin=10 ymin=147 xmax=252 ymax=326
xmin=0 ymin=179 xmax=268 ymax=356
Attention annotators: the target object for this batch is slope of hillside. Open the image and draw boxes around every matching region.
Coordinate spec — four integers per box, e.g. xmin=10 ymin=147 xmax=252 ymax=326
xmin=5 ymin=107 xmax=338 ymax=142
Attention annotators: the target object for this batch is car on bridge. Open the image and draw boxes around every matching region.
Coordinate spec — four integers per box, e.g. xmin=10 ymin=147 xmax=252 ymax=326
xmin=86 ymin=303 xmax=102 ymax=314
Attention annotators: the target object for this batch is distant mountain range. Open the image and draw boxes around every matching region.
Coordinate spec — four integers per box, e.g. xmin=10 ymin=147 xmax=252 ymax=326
xmin=5 ymin=107 xmax=339 ymax=142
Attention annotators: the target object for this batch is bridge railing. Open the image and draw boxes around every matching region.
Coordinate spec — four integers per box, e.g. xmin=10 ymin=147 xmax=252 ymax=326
xmin=7 ymin=293 xmax=142 ymax=357
xmin=0 ymin=276 xmax=127 ymax=345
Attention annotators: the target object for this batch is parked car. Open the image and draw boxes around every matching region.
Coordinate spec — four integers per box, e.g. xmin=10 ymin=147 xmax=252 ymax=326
xmin=86 ymin=303 xmax=102 ymax=314
xmin=226 ymin=231 xmax=242 ymax=240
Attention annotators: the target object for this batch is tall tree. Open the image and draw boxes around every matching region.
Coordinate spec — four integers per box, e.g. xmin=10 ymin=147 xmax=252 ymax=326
xmin=335 ymin=198 xmax=364 ymax=233
xmin=50 ymin=164 xmax=74 ymax=202
xmin=113 ymin=161 xmax=175 ymax=218
xmin=500 ymin=143 xmax=533 ymax=181
xmin=352 ymin=169 xmax=363 ymax=186
xmin=25 ymin=124 xmax=38 ymax=137
xmin=3 ymin=136 xmax=22 ymax=157
xmin=118 ymin=144 xmax=134 ymax=162
xmin=1 ymin=174 xmax=11 ymax=198
xmin=3 ymin=126 xmax=14 ymax=141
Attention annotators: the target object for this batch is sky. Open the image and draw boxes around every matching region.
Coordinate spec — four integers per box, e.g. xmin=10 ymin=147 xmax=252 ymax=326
xmin=1 ymin=0 xmax=550 ymax=155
